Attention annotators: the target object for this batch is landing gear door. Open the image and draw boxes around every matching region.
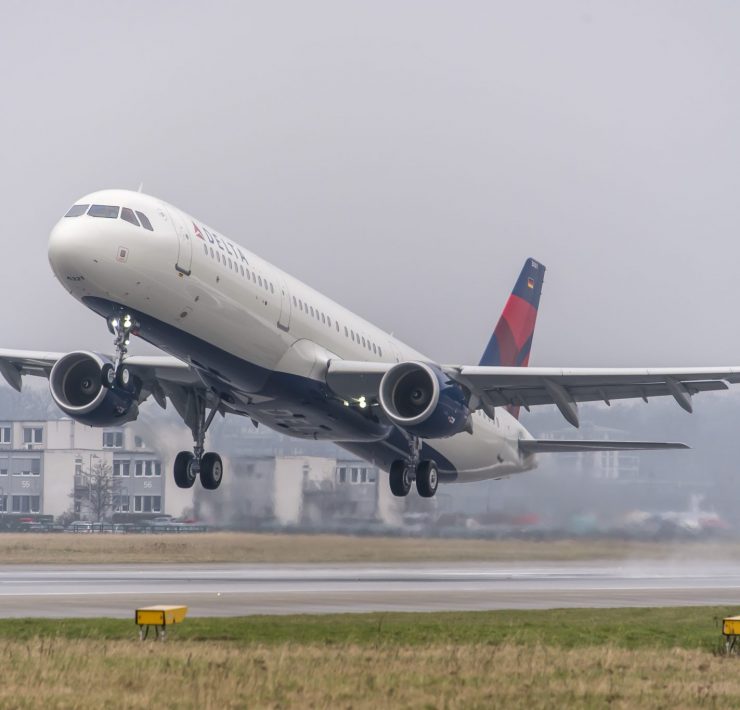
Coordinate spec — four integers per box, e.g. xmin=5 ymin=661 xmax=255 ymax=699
xmin=277 ymin=278 xmax=291 ymax=332
xmin=167 ymin=208 xmax=192 ymax=276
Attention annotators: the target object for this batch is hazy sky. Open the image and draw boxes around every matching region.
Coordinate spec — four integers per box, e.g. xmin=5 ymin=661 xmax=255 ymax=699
xmin=2 ymin=1 xmax=740 ymax=369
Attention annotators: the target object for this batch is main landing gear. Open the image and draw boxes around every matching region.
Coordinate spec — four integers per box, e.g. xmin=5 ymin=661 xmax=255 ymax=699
xmin=389 ymin=436 xmax=439 ymax=498
xmin=173 ymin=395 xmax=224 ymax=491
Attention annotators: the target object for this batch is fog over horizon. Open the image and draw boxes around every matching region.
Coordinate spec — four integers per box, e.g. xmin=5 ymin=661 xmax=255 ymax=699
xmin=2 ymin=2 xmax=739 ymax=368
xmin=2 ymin=2 xmax=740 ymax=524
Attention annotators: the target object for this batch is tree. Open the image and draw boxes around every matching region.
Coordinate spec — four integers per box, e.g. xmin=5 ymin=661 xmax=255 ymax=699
xmin=74 ymin=460 xmax=121 ymax=522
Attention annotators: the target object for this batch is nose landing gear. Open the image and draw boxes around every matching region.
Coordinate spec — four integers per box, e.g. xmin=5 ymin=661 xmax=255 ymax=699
xmin=102 ymin=313 xmax=138 ymax=389
xmin=173 ymin=394 xmax=225 ymax=490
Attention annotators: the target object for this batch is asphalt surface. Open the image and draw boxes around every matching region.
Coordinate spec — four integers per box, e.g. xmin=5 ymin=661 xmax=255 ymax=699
xmin=1 ymin=560 xmax=740 ymax=617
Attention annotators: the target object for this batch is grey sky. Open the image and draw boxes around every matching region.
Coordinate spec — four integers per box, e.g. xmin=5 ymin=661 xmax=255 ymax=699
xmin=2 ymin=1 xmax=740 ymax=370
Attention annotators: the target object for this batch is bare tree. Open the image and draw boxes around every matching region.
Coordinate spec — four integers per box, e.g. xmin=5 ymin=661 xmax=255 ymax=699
xmin=74 ymin=460 xmax=120 ymax=522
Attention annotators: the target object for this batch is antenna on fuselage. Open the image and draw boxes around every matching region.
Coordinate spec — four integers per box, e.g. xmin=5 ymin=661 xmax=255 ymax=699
xmin=137 ymin=182 xmax=144 ymax=193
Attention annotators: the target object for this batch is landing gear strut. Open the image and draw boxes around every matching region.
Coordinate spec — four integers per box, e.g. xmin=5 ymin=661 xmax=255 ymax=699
xmin=102 ymin=313 xmax=138 ymax=389
xmin=389 ymin=435 xmax=439 ymax=498
xmin=173 ymin=394 xmax=224 ymax=490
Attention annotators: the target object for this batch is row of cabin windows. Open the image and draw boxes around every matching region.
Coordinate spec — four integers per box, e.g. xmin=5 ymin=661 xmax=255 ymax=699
xmin=290 ymin=295 xmax=383 ymax=357
xmin=202 ymin=243 xmax=275 ymax=294
xmin=0 ymin=495 xmax=40 ymax=513
xmin=65 ymin=204 xmax=154 ymax=231
xmin=202 ymin=240 xmax=383 ymax=359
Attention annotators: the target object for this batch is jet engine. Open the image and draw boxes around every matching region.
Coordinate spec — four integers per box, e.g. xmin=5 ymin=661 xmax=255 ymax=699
xmin=49 ymin=351 xmax=139 ymax=427
xmin=378 ymin=361 xmax=471 ymax=438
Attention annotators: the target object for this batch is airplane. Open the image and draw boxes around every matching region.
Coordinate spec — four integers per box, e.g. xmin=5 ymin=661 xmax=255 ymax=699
xmin=0 ymin=187 xmax=738 ymax=499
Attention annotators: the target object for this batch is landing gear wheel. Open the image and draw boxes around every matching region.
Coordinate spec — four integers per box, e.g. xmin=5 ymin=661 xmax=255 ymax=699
xmin=415 ymin=460 xmax=439 ymax=498
xmin=116 ymin=365 xmax=131 ymax=388
xmin=101 ymin=363 xmax=115 ymax=389
xmin=174 ymin=451 xmax=196 ymax=488
xmin=389 ymin=459 xmax=412 ymax=497
xmin=200 ymin=452 xmax=223 ymax=490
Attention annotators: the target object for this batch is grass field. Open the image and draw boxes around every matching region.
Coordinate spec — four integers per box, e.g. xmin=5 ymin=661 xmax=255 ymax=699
xmin=1 ymin=531 xmax=740 ymax=564
xmin=1 ymin=608 xmax=739 ymax=708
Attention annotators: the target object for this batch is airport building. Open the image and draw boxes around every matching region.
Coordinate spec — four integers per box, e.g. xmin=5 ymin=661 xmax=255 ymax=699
xmin=0 ymin=417 xmax=403 ymax=527
xmin=195 ymin=453 xmax=404 ymax=528
xmin=0 ymin=419 xmax=165 ymax=521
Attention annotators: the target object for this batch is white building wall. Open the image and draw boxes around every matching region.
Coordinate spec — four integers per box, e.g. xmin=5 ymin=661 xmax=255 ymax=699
xmin=273 ymin=457 xmax=317 ymax=525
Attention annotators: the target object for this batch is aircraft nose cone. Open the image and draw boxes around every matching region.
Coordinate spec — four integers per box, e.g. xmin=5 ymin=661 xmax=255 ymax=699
xmin=47 ymin=217 xmax=97 ymax=280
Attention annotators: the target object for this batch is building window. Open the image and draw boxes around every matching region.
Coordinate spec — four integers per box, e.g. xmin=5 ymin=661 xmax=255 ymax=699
xmin=368 ymin=469 xmax=377 ymax=483
xmin=113 ymin=461 xmax=130 ymax=477
xmin=14 ymin=458 xmax=40 ymax=476
xmin=0 ymin=495 xmax=6 ymax=512
xmin=74 ymin=458 xmax=82 ymax=475
xmin=12 ymin=495 xmax=40 ymax=513
xmin=135 ymin=461 xmax=143 ymax=477
xmin=0 ymin=427 xmax=10 ymax=444
xmin=154 ymin=461 xmax=161 ymax=476
xmin=103 ymin=431 xmax=123 ymax=448
xmin=337 ymin=467 xmax=347 ymax=483
xmin=134 ymin=436 xmax=146 ymax=448
xmin=134 ymin=495 xmax=141 ymax=512
xmin=351 ymin=467 xmax=359 ymax=483
xmin=23 ymin=427 xmax=42 ymax=444
xmin=113 ymin=495 xmax=130 ymax=512
xmin=153 ymin=496 xmax=161 ymax=513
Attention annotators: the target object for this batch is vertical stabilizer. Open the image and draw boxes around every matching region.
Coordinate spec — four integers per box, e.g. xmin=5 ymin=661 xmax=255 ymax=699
xmin=479 ymin=258 xmax=545 ymax=416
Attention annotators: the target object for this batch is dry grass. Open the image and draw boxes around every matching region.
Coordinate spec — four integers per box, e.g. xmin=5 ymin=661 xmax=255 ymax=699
xmin=0 ymin=532 xmax=739 ymax=564
xmin=0 ymin=639 xmax=738 ymax=709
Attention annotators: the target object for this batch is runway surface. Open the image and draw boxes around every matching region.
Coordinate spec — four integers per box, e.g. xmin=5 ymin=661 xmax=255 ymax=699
xmin=1 ymin=560 xmax=740 ymax=617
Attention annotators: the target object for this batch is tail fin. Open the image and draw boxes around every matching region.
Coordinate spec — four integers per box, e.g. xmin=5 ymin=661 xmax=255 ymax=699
xmin=479 ymin=258 xmax=545 ymax=416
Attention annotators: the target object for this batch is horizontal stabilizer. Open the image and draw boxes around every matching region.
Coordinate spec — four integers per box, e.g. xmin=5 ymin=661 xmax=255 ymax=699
xmin=519 ymin=439 xmax=689 ymax=454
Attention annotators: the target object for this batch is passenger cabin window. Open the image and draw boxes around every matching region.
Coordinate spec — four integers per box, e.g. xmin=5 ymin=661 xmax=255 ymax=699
xmin=65 ymin=204 xmax=89 ymax=217
xmin=135 ymin=211 xmax=153 ymax=231
xmin=88 ymin=204 xmax=119 ymax=218
xmin=120 ymin=207 xmax=140 ymax=226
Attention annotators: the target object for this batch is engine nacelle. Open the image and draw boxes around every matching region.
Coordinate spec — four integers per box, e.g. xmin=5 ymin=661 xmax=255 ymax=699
xmin=49 ymin=351 xmax=139 ymax=427
xmin=378 ymin=361 xmax=470 ymax=439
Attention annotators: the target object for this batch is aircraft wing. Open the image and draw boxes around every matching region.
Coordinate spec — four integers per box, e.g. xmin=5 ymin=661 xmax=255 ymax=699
xmin=0 ymin=349 xmax=200 ymax=389
xmin=0 ymin=349 xmax=213 ymax=435
xmin=326 ymin=361 xmax=740 ymax=427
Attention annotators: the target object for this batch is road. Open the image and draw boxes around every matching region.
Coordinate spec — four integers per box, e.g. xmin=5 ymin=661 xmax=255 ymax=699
xmin=1 ymin=560 xmax=740 ymax=617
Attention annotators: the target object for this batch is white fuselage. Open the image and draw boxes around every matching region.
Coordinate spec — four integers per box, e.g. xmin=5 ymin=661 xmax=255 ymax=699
xmin=48 ymin=189 xmax=536 ymax=483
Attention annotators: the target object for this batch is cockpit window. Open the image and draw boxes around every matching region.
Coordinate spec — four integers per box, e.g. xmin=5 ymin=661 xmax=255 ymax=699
xmin=64 ymin=204 xmax=89 ymax=218
xmin=120 ymin=207 xmax=140 ymax=227
xmin=135 ymin=211 xmax=153 ymax=231
xmin=88 ymin=205 xmax=120 ymax=219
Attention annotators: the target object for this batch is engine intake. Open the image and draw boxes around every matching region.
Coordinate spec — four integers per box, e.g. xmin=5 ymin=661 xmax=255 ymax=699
xmin=378 ymin=361 xmax=470 ymax=439
xmin=50 ymin=351 xmax=139 ymax=427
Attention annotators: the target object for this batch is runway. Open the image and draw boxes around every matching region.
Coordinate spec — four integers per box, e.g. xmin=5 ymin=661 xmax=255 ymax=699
xmin=1 ymin=560 xmax=740 ymax=617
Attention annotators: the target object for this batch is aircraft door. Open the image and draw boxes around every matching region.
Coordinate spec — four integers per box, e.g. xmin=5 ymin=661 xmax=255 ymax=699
xmin=167 ymin=208 xmax=192 ymax=276
xmin=277 ymin=278 xmax=291 ymax=331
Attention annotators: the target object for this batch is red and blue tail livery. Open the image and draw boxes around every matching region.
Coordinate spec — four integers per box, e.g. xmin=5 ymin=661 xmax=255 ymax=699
xmin=479 ymin=257 xmax=545 ymax=370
